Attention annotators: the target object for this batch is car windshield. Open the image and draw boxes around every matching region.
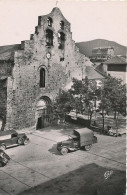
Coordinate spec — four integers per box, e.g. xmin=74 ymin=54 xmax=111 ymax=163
xmin=68 ymin=135 xmax=79 ymax=141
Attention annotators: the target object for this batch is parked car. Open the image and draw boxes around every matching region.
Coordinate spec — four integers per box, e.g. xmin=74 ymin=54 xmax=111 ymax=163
xmin=57 ymin=128 xmax=97 ymax=155
xmin=0 ymin=149 xmax=10 ymax=167
xmin=65 ymin=112 xmax=91 ymax=127
xmin=0 ymin=130 xmax=30 ymax=150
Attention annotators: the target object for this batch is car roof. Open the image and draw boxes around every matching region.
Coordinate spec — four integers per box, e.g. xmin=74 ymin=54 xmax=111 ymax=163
xmin=74 ymin=128 xmax=92 ymax=135
xmin=73 ymin=128 xmax=93 ymax=147
xmin=0 ymin=130 xmax=17 ymax=136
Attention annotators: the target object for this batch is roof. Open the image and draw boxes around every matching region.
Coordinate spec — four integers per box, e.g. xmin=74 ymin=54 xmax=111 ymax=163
xmin=0 ymin=44 xmax=21 ymax=61
xmin=104 ymin=56 xmax=127 ymax=64
xmin=74 ymin=128 xmax=92 ymax=135
xmin=86 ymin=66 xmax=104 ymax=80
xmin=73 ymin=128 xmax=93 ymax=147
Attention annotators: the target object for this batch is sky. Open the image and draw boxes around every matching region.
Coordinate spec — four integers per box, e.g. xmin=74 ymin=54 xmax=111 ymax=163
xmin=0 ymin=0 xmax=127 ymax=46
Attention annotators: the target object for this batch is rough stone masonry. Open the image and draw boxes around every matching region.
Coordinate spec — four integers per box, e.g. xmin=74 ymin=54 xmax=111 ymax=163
xmin=0 ymin=7 xmax=92 ymax=131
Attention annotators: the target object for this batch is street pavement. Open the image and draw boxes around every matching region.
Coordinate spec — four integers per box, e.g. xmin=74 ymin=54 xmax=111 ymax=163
xmin=0 ymin=128 xmax=126 ymax=195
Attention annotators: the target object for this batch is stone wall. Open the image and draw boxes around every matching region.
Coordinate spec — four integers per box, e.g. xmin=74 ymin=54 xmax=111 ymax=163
xmin=0 ymin=79 xmax=7 ymax=130
xmin=5 ymin=7 xmax=88 ymax=130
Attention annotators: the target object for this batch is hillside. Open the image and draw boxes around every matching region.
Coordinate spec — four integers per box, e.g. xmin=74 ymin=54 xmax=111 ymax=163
xmin=76 ymin=39 xmax=127 ymax=57
xmin=0 ymin=44 xmax=21 ymax=61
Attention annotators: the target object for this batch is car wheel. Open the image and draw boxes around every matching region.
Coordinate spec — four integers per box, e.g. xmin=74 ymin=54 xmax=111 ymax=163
xmin=0 ymin=144 xmax=6 ymax=151
xmin=23 ymin=139 xmax=28 ymax=145
xmin=17 ymin=137 xmax=24 ymax=145
xmin=84 ymin=144 xmax=92 ymax=151
xmin=60 ymin=147 xmax=68 ymax=155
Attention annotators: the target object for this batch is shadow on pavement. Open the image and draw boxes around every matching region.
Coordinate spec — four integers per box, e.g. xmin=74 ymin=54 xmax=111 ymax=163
xmin=48 ymin=143 xmax=75 ymax=155
xmin=37 ymin=123 xmax=82 ymax=136
xmin=18 ymin=163 xmax=126 ymax=195
xmin=48 ymin=143 xmax=60 ymax=155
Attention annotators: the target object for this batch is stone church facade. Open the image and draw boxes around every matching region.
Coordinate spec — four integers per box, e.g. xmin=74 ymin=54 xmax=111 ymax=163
xmin=0 ymin=7 xmax=91 ymax=131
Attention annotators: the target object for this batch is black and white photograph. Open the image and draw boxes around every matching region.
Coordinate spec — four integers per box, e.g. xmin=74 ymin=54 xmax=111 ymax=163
xmin=0 ymin=0 xmax=126 ymax=194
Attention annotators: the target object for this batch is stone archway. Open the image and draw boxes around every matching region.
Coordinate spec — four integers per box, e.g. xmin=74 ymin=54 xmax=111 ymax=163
xmin=36 ymin=96 xmax=52 ymax=130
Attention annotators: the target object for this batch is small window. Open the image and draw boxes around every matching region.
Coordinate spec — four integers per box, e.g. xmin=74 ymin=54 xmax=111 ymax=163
xmin=68 ymin=70 xmax=70 ymax=77
xmin=60 ymin=57 xmax=64 ymax=61
xmin=58 ymin=32 xmax=65 ymax=49
xmin=40 ymin=68 xmax=45 ymax=88
xmin=60 ymin=21 xmax=64 ymax=29
xmin=46 ymin=29 xmax=53 ymax=46
xmin=35 ymin=26 xmax=39 ymax=35
xmin=47 ymin=17 xmax=53 ymax=27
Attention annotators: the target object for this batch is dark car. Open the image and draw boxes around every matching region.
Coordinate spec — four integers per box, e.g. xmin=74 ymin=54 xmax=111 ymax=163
xmin=0 ymin=149 xmax=10 ymax=167
xmin=0 ymin=130 xmax=29 ymax=150
xmin=57 ymin=128 xmax=97 ymax=155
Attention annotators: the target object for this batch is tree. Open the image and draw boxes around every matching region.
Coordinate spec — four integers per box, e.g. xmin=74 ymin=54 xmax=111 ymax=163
xmin=98 ymin=76 xmax=126 ymax=134
xmin=52 ymin=89 xmax=75 ymax=121
xmin=69 ymin=77 xmax=99 ymax=123
xmin=52 ymin=77 xmax=99 ymax=124
xmin=69 ymin=77 xmax=87 ymax=114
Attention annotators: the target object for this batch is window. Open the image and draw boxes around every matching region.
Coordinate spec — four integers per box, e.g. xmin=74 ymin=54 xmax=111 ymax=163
xmin=35 ymin=26 xmax=39 ymax=35
xmin=58 ymin=32 xmax=65 ymax=49
xmin=60 ymin=57 xmax=64 ymax=61
xmin=68 ymin=70 xmax=70 ymax=77
xmin=11 ymin=133 xmax=18 ymax=138
xmin=60 ymin=21 xmax=64 ymax=29
xmin=47 ymin=17 xmax=53 ymax=27
xmin=40 ymin=68 xmax=45 ymax=88
xmin=46 ymin=29 xmax=53 ymax=46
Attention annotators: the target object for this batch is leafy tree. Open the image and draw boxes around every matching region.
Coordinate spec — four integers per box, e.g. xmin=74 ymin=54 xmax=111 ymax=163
xmin=52 ymin=89 xmax=75 ymax=121
xmin=69 ymin=77 xmax=99 ymax=122
xmin=98 ymin=76 xmax=126 ymax=134
xmin=52 ymin=77 xmax=99 ymax=124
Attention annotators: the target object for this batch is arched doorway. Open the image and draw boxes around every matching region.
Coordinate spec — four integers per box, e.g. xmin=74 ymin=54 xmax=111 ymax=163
xmin=36 ymin=96 xmax=52 ymax=130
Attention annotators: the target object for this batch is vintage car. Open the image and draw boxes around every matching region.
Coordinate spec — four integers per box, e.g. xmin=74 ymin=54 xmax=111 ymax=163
xmin=0 ymin=130 xmax=29 ymax=150
xmin=57 ymin=128 xmax=97 ymax=155
xmin=0 ymin=149 xmax=10 ymax=167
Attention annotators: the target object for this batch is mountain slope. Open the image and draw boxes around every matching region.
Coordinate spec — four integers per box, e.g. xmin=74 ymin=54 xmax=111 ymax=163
xmin=0 ymin=44 xmax=21 ymax=61
xmin=76 ymin=39 xmax=127 ymax=57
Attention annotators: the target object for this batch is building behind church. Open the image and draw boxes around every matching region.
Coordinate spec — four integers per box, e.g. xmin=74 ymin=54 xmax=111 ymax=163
xmin=0 ymin=7 xmax=94 ymax=131
xmin=90 ymin=47 xmax=114 ymax=62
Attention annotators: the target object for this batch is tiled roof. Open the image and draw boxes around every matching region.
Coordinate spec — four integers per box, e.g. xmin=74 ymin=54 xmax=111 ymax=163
xmin=104 ymin=56 xmax=127 ymax=64
xmin=95 ymin=63 xmax=106 ymax=75
xmin=0 ymin=44 xmax=21 ymax=61
xmin=85 ymin=66 xmax=104 ymax=80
